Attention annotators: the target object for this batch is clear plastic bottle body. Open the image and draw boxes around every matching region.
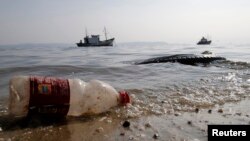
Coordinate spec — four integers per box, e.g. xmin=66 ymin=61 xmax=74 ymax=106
xmin=84 ymin=80 xmax=120 ymax=114
xmin=9 ymin=76 xmax=121 ymax=117
xmin=9 ymin=76 xmax=30 ymax=118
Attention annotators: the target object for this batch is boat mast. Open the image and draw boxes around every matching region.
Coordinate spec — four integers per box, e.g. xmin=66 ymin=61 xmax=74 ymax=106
xmin=85 ymin=27 xmax=88 ymax=37
xmin=104 ymin=27 xmax=107 ymax=40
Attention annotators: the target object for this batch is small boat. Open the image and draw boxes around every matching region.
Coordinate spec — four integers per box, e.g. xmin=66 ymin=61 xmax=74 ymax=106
xmin=197 ymin=37 xmax=211 ymax=45
xmin=76 ymin=28 xmax=115 ymax=47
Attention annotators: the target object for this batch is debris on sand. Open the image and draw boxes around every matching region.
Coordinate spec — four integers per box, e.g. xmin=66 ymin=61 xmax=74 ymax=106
xmin=145 ymin=122 xmax=152 ymax=128
xmin=208 ymin=109 xmax=212 ymax=114
xmin=129 ymin=136 xmax=134 ymax=140
xmin=153 ymin=133 xmax=159 ymax=139
xmin=218 ymin=109 xmax=223 ymax=113
xmin=122 ymin=121 xmax=130 ymax=128
xmin=187 ymin=121 xmax=192 ymax=125
xmin=195 ymin=108 xmax=199 ymax=113
xmin=235 ymin=113 xmax=242 ymax=116
xmin=174 ymin=113 xmax=181 ymax=116
xmin=95 ymin=127 xmax=104 ymax=133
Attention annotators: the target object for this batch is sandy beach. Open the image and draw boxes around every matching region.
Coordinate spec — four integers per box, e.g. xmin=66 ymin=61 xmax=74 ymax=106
xmin=0 ymin=98 xmax=249 ymax=141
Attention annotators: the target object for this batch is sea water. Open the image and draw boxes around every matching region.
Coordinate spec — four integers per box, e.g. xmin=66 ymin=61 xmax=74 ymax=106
xmin=0 ymin=42 xmax=249 ymax=139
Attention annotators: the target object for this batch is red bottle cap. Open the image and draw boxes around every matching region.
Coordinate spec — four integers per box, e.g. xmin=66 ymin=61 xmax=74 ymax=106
xmin=119 ymin=91 xmax=131 ymax=105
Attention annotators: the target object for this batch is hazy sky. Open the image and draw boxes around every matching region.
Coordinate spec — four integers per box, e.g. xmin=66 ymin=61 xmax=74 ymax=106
xmin=0 ymin=0 xmax=250 ymax=44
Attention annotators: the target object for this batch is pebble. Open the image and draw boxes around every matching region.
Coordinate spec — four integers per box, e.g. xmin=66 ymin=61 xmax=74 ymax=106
xmin=153 ymin=133 xmax=159 ymax=139
xmin=195 ymin=108 xmax=199 ymax=113
xmin=145 ymin=122 xmax=152 ymax=128
xmin=174 ymin=113 xmax=181 ymax=116
xmin=106 ymin=118 xmax=112 ymax=123
xmin=99 ymin=116 xmax=107 ymax=122
xmin=138 ymin=126 xmax=144 ymax=131
xmin=104 ymin=134 xmax=109 ymax=138
xmin=208 ymin=109 xmax=212 ymax=114
xmin=120 ymin=132 xmax=125 ymax=136
xmin=161 ymin=101 xmax=167 ymax=103
xmin=139 ymin=134 xmax=146 ymax=138
xmin=235 ymin=113 xmax=242 ymax=116
xmin=187 ymin=121 xmax=192 ymax=125
xmin=129 ymin=136 xmax=134 ymax=140
xmin=177 ymin=125 xmax=184 ymax=130
xmin=96 ymin=127 xmax=104 ymax=133
xmin=123 ymin=121 xmax=130 ymax=128
xmin=218 ymin=109 xmax=223 ymax=113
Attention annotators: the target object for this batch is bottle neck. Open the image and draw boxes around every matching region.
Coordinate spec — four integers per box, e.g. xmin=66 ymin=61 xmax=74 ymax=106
xmin=119 ymin=91 xmax=131 ymax=105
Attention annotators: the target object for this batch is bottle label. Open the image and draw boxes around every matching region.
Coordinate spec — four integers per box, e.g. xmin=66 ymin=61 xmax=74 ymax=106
xmin=29 ymin=76 xmax=70 ymax=116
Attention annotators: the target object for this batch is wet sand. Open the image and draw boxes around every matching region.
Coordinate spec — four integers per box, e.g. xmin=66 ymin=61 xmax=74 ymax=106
xmin=0 ymin=98 xmax=250 ymax=141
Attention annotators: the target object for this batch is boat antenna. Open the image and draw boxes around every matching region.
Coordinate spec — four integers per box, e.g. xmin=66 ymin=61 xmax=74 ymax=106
xmin=85 ymin=27 xmax=88 ymax=37
xmin=206 ymin=34 xmax=210 ymax=40
xmin=104 ymin=27 xmax=108 ymax=40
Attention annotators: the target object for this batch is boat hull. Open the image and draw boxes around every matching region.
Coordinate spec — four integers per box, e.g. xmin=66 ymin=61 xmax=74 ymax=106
xmin=197 ymin=40 xmax=212 ymax=45
xmin=76 ymin=38 xmax=115 ymax=47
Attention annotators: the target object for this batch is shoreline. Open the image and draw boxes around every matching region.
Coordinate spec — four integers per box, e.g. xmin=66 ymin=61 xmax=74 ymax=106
xmin=110 ymin=98 xmax=250 ymax=141
xmin=1 ymin=98 xmax=250 ymax=141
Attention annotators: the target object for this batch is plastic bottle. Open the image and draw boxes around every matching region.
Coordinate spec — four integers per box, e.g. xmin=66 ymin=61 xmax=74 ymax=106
xmin=9 ymin=76 xmax=130 ymax=118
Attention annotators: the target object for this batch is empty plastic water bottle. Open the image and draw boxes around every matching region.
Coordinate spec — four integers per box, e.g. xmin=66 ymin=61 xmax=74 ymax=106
xmin=9 ymin=76 xmax=131 ymax=117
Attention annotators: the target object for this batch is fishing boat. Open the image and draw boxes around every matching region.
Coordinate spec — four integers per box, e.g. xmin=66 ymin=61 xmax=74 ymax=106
xmin=197 ymin=37 xmax=212 ymax=45
xmin=76 ymin=28 xmax=115 ymax=47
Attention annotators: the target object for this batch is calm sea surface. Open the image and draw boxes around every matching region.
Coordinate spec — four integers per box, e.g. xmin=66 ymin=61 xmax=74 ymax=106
xmin=0 ymin=42 xmax=249 ymax=139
